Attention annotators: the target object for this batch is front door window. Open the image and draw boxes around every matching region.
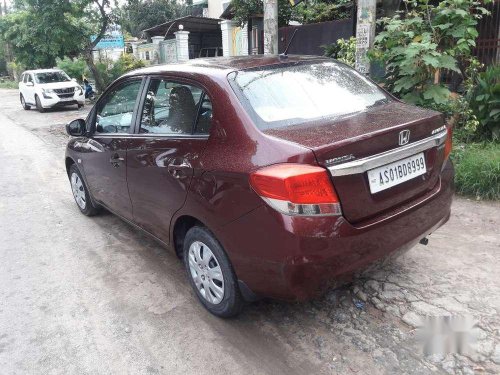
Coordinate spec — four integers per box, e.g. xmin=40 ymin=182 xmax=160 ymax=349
xmin=95 ymin=80 xmax=142 ymax=134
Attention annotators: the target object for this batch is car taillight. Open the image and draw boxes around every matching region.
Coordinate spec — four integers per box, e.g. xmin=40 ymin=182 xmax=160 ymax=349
xmin=444 ymin=126 xmax=453 ymax=161
xmin=249 ymin=164 xmax=342 ymax=216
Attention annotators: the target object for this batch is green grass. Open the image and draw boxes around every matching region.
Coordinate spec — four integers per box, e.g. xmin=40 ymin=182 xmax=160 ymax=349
xmin=0 ymin=79 xmax=18 ymax=89
xmin=452 ymin=142 xmax=500 ymax=200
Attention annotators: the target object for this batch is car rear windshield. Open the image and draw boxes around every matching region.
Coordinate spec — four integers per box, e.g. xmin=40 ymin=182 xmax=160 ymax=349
xmin=35 ymin=71 xmax=70 ymax=84
xmin=228 ymin=61 xmax=391 ymax=130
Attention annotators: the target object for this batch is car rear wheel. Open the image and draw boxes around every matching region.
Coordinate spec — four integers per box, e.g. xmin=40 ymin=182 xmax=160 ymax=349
xmin=35 ymin=95 xmax=45 ymax=113
xmin=69 ymin=164 xmax=100 ymax=216
xmin=183 ymin=226 xmax=243 ymax=318
xmin=20 ymin=94 xmax=30 ymax=110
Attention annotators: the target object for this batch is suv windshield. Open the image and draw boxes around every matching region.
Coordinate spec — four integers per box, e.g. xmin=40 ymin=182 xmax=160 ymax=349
xmin=228 ymin=61 xmax=390 ymax=130
xmin=34 ymin=71 xmax=70 ymax=84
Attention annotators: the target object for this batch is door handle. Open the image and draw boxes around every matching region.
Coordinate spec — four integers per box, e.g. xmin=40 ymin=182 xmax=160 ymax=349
xmin=167 ymin=160 xmax=191 ymax=178
xmin=110 ymin=154 xmax=124 ymax=167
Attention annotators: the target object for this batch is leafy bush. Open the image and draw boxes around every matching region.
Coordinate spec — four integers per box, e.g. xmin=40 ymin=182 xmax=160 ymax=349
xmin=6 ymin=61 xmax=25 ymax=81
xmin=452 ymin=142 xmax=500 ymax=200
xmin=94 ymin=58 xmax=114 ymax=89
xmin=323 ymin=37 xmax=356 ymax=67
xmin=56 ymin=57 xmax=88 ymax=82
xmin=468 ymin=65 xmax=500 ymax=141
xmin=0 ymin=79 xmax=18 ymax=89
xmin=109 ymin=54 xmax=145 ymax=82
xmin=94 ymin=54 xmax=145 ymax=88
xmin=56 ymin=54 xmax=145 ymax=90
xmin=369 ymin=0 xmax=490 ymax=108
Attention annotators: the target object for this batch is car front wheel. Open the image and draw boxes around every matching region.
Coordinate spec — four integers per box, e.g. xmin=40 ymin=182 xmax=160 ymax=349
xmin=20 ymin=94 xmax=30 ymax=110
xmin=69 ymin=164 xmax=100 ymax=216
xmin=183 ymin=226 xmax=243 ymax=318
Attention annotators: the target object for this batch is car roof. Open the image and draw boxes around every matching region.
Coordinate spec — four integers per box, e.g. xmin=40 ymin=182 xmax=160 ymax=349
xmin=23 ymin=69 xmax=65 ymax=74
xmin=124 ymin=55 xmax=331 ymax=79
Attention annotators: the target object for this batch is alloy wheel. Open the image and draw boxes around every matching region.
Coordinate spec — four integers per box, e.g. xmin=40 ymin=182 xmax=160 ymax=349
xmin=71 ymin=172 xmax=87 ymax=210
xmin=188 ymin=241 xmax=225 ymax=304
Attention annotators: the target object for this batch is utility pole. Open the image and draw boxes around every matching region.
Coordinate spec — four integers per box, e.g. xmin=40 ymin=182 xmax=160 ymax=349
xmin=355 ymin=0 xmax=376 ymax=74
xmin=263 ymin=0 xmax=278 ymax=55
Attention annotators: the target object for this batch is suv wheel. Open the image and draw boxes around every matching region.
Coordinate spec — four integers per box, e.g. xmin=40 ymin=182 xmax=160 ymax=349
xmin=183 ymin=226 xmax=243 ymax=318
xmin=20 ymin=94 xmax=30 ymax=110
xmin=35 ymin=95 xmax=45 ymax=113
xmin=69 ymin=164 xmax=100 ymax=216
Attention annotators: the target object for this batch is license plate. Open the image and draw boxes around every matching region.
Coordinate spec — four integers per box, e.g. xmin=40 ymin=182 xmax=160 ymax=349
xmin=60 ymin=97 xmax=73 ymax=101
xmin=367 ymin=153 xmax=426 ymax=194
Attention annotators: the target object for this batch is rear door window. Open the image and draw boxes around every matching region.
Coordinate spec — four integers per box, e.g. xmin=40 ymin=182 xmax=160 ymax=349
xmin=139 ymin=78 xmax=212 ymax=135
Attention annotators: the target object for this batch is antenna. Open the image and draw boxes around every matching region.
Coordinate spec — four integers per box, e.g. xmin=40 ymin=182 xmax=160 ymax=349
xmin=280 ymin=29 xmax=298 ymax=58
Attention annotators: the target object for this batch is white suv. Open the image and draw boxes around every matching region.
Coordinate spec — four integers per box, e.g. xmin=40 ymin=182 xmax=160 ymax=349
xmin=19 ymin=69 xmax=85 ymax=112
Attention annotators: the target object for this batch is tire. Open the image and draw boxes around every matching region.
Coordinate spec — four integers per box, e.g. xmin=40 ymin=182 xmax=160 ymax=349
xmin=35 ymin=95 xmax=45 ymax=113
xmin=68 ymin=164 xmax=100 ymax=216
xmin=20 ymin=94 xmax=30 ymax=110
xmin=183 ymin=226 xmax=243 ymax=318
xmin=78 ymin=103 xmax=84 ymax=109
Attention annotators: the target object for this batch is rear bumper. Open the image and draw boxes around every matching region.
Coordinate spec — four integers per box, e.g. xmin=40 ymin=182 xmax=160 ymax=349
xmin=219 ymin=160 xmax=454 ymax=301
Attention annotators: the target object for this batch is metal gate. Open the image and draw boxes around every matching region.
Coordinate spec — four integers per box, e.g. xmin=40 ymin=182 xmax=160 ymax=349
xmin=474 ymin=0 xmax=500 ymax=66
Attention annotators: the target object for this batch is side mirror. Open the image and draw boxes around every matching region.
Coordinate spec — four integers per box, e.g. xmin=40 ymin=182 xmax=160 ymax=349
xmin=66 ymin=119 xmax=86 ymax=136
xmin=26 ymin=81 xmax=34 ymax=87
xmin=71 ymin=78 xmax=77 ymax=82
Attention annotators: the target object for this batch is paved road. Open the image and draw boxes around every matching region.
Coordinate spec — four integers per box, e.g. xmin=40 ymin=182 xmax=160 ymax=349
xmin=0 ymin=89 xmax=499 ymax=375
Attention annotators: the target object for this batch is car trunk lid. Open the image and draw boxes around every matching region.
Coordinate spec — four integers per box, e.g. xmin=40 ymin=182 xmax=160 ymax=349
xmin=263 ymin=102 xmax=447 ymax=224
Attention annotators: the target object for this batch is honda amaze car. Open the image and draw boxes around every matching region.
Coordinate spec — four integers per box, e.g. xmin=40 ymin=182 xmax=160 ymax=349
xmin=65 ymin=56 xmax=454 ymax=317
xmin=19 ymin=69 xmax=85 ymax=112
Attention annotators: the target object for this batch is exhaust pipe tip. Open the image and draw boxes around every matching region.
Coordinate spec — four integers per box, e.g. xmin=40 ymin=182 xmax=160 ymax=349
xmin=419 ymin=237 xmax=429 ymax=246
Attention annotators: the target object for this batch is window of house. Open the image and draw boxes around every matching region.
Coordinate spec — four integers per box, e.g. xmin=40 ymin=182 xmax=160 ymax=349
xmin=139 ymin=78 xmax=212 ymax=135
xmin=145 ymin=51 xmax=150 ymax=60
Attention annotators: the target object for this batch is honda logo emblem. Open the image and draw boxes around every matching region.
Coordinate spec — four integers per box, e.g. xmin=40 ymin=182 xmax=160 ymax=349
xmin=398 ymin=130 xmax=411 ymax=146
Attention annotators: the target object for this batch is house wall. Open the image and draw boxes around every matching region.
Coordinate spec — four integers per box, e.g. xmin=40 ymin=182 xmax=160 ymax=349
xmin=136 ymin=44 xmax=158 ymax=65
xmin=92 ymin=48 xmax=124 ymax=62
xmin=208 ymin=0 xmax=229 ymax=19
xmin=160 ymin=39 xmax=178 ymax=63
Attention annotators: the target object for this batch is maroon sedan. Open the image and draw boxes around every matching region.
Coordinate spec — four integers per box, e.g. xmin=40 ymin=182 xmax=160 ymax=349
xmin=65 ymin=56 xmax=453 ymax=317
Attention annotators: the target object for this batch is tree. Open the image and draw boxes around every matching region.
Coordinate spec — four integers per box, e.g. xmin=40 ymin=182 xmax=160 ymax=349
xmin=0 ymin=0 xmax=88 ymax=69
xmin=118 ymin=0 xmax=185 ymax=37
xmin=80 ymin=0 xmax=114 ymax=92
xmin=293 ymin=0 xmax=352 ymax=24
xmin=230 ymin=0 xmax=351 ymax=27
xmin=231 ymin=0 xmax=294 ymax=28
